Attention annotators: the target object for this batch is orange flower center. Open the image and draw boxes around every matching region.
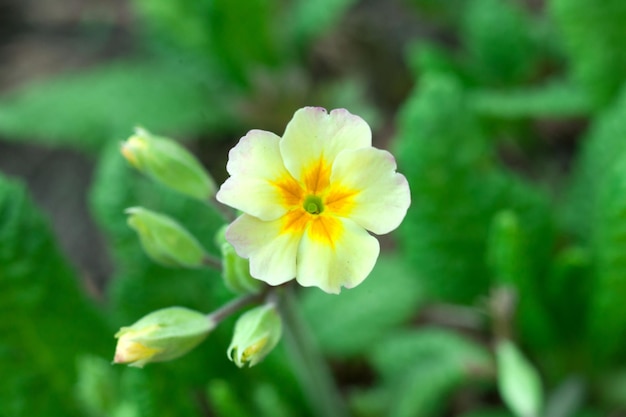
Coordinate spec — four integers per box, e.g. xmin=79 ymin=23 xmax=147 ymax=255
xmin=272 ymin=157 xmax=358 ymax=247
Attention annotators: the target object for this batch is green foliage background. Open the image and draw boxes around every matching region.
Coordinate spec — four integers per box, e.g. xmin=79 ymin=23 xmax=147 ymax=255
xmin=2 ymin=0 xmax=626 ymax=415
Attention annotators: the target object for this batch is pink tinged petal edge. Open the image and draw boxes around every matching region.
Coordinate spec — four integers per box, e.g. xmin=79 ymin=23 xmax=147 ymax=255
xmin=216 ymin=129 xmax=292 ymax=221
xmin=295 ymin=217 xmax=380 ymax=294
xmin=226 ymin=214 xmax=299 ymax=286
xmin=331 ymin=147 xmax=411 ymax=235
xmin=280 ymin=107 xmax=372 ymax=181
xmin=225 ymin=129 xmax=285 ymax=178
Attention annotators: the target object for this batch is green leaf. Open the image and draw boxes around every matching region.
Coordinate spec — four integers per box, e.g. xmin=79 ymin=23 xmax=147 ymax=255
xmin=545 ymin=247 xmax=591 ymax=343
xmin=496 ymin=340 xmax=543 ymax=417
xmin=0 ymin=174 xmax=110 ymax=417
xmin=550 ymin=0 xmax=626 ymax=107
xmin=395 ymin=74 xmax=553 ymax=303
xmin=544 ymin=377 xmax=585 ymax=417
xmin=461 ymin=0 xmax=539 ymax=85
xmin=458 ymin=408 xmax=514 ymax=417
xmin=0 ymin=61 xmax=227 ymax=151
xmin=75 ymin=355 xmax=122 ymax=417
xmin=369 ymin=328 xmax=493 ymax=417
xmin=300 ymin=255 xmax=423 ymax=357
xmin=470 ymin=82 xmax=592 ymax=119
xmin=135 ymin=0 xmax=281 ymax=85
xmin=486 ymin=211 xmax=555 ymax=349
xmin=290 ymin=0 xmax=359 ymax=46
xmin=206 ymin=379 xmax=253 ymax=417
xmin=566 ymin=88 xmax=626 ymax=362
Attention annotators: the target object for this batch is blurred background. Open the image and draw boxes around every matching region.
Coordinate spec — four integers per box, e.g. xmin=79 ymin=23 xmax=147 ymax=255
xmin=2 ymin=0 xmax=626 ymax=416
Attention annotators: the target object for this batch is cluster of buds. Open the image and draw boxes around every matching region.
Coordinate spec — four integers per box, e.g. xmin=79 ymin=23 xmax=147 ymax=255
xmin=114 ymin=303 xmax=282 ymax=369
xmin=115 ymin=127 xmax=282 ymax=368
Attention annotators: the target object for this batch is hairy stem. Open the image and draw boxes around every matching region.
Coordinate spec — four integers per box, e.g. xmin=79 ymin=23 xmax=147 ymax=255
xmin=207 ymin=291 xmax=265 ymax=324
xmin=209 ymin=196 xmax=238 ymax=223
xmin=279 ymin=286 xmax=349 ymax=417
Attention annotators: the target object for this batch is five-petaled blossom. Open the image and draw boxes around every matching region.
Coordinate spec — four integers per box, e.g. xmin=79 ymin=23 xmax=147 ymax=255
xmin=216 ymin=107 xmax=411 ymax=294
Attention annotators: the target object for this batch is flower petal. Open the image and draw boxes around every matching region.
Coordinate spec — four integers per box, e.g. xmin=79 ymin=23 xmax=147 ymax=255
xmin=217 ymin=130 xmax=296 ymax=220
xmin=280 ymin=107 xmax=372 ymax=184
xmin=226 ymin=214 xmax=300 ymax=286
xmin=330 ymin=147 xmax=410 ymax=235
xmin=295 ymin=217 xmax=380 ymax=293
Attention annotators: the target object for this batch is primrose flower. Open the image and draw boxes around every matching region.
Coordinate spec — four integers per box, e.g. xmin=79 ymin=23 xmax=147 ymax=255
xmin=216 ymin=107 xmax=410 ymax=294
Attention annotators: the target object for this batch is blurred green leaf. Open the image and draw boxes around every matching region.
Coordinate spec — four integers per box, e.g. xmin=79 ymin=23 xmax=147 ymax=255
xmin=132 ymin=0 xmax=213 ymax=54
xmin=206 ymin=379 xmax=252 ymax=417
xmin=0 ymin=174 xmax=110 ymax=417
xmin=252 ymin=382 xmax=297 ymax=417
xmin=459 ymin=408 xmax=514 ymax=417
xmin=461 ymin=0 xmax=539 ymax=85
xmin=544 ymin=377 xmax=585 ymax=417
xmin=471 ymin=81 xmax=592 ymax=119
xmin=407 ymin=41 xmax=467 ymax=81
xmin=348 ymin=387 xmax=390 ymax=417
xmin=75 ymin=355 xmax=123 ymax=417
xmin=370 ymin=328 xmax=493 ymax=417
xmin=0 ymin=61 xmax=227 ymax=151
xmin=208 ymin=0 xmax=281 ymax=85
xmin=496 ymin=339 xmax=543 ymax=417
xmin=301 ymin=255 xmax=423 ymax=357
xmin=291 ymin=0 xmax=359 ymax=46
xmin=550 ymin=0 xmax=626 ymax=107
xmin=545 ymin=247 xmax=591 ymax=343
xmin=370 ymin=327 xmax=492 ymax=381
xmin=566 ymin=88 xmax=626 ymax=363
xmin=134 ymin=0 xmax=289 ymax=86
xmin=487 ymin=211 xmax=554 ymax=349
xmin=395 ymin=74 xmax=553 ymax=303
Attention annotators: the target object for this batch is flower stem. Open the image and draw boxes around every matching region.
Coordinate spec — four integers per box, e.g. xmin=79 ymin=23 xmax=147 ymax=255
xmin=209 ymin=196 xmax=237 ymax=223
xmin=202 ymin=254 xmax=223 ymax=270
xmin=206 ymin=291 xmax=265 ymax=324
xmin=279 ymin=286 xmax=349 ymax=417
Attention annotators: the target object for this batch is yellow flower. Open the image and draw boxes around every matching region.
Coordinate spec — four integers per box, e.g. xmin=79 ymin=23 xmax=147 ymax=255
xmin=216 ymin=107 xmax=411 ymax=293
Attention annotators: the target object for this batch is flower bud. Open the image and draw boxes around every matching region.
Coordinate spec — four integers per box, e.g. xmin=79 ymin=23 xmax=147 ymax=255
xmin=121 ymin=127 xmax=216 ymax=200
xmin=215 ymin=225 xmax=262 ymax=294
xmin=114 ymin=306 xmax=214 ymax=368
xmin=228 ymin=303 xmax=282 ymax=368
xmin=126 ymin=207 xmax=208 ymax=268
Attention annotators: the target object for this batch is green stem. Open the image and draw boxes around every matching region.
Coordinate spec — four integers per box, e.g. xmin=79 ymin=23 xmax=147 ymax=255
xmin=207 ymin=291 xmax=265 ymax=324
xmin=279 ymin=287 xmax=349 ymax=417
xmin=202 ymin=254 xmax=223 ymax=270
xmin=209 ymin=196 xmax=237 ymax=223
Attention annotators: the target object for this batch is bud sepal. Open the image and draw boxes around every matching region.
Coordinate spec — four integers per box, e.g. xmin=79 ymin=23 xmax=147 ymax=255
xmin=126 ymin=207 xmax=208 ymax=268
xmin=121 ymin=127 xmax=216 ymax=200
xmin=215 ymin=225 xmax=263 ymax=294
xmin=228 ymin=303 xmax=282 ymax=368
xmin=114 ymin=306 xmax=214 ymax=368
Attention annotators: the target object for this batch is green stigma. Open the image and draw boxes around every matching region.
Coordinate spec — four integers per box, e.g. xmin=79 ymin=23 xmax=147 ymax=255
xmin=303 ymin=195 xmax=324 ymax=215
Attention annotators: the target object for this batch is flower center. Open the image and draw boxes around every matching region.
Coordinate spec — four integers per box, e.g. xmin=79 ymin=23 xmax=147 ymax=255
xmin=303 ymin=195 xmax=324 ymax=215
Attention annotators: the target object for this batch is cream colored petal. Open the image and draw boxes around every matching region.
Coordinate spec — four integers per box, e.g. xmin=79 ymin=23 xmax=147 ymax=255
xmin=226 ymin=214 xmax=301 ymax=286
xmin=280 ymin=107 xmax=372 ymax=182
xmin=217 ymin=129 xmax=295 ymax=221
xmin=330 ymin=147 xmax=410 ymax=235
xmin=295 ymin=217 xmax=380 ymax=294
xmin=226 ymin=129 xmax=286 ymax=178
